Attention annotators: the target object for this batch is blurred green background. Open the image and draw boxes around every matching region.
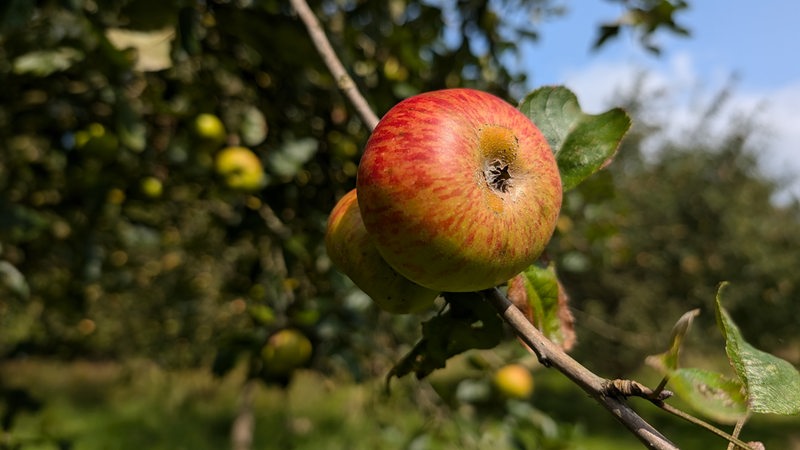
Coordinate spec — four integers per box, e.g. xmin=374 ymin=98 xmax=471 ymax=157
xmin=1 ymin=0 xmax=798 ymax=448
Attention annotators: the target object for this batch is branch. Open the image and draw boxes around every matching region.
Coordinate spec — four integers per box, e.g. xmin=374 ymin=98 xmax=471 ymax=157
xmin=289 ymin=0 xmax=380 ymax=130
xmin=483 ymin=288 xmax=679 ymax=450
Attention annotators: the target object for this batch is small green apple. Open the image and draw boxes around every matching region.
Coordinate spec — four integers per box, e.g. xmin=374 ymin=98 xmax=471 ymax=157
xmin=261 ymin=328 xmax=312 ymax=376
xmin=214 ymin=146 xmax=266 ymax=191
xmin=193 ymin=113 xmax=226 ymax=143
xmin=492 ymin=363 xmax=534 ymax=399
xmin=357 ymin=88 xmax=562 ymax=292
xmin=140 ymin=176 xmax=163 ymax=198
xmin=326 ymin=189 xmax=439 ymax=314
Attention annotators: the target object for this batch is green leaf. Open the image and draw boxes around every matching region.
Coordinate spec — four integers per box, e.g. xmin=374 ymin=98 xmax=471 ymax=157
xmin=646 ymin=308 xmax=700 ymax=373
xmin=267 ymin=137 xmax=318 ymax=179
xmin=387 ymin=293 xmax=503 ymax=382
xmin=715 ymin=282 xmax=800 ymax=415
xmin=669 ymin=368 xmax=748 ymax=424
xmin=506 ymin=264 xmax=575 ymax=351
xmin=12 ymin=47 xmax=84 ymax=77
xmin=518 ymin=86 xmax=631 ymax=191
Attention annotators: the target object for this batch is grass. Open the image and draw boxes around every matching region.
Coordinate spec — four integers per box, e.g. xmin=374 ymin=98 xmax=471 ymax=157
xmin=1 ymin=358 xmax=797 ymax=449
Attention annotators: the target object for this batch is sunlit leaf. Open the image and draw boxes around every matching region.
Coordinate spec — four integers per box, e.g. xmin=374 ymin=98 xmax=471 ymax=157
xmin=105 ymin=28 xmax=174 ymax=72
xmin=518 ymin=86 xmax=631 ymax=191
xmin=12 ymin=47 xmax=84 ymax=76
xmin=507 ymin=264 xmax=575 ymax=351
xmin=669 ymin=367 xmax=748 ymax=424
xmin=646 ymin=308 xmax=700 ymax=373
xmin=715 ymin=282 xmax=800 ymax=415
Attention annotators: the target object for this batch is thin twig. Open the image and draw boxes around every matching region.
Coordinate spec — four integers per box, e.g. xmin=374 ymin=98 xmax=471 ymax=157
xmin=483 ymin=288 xmax=678 ymax=450
xmin=658 ymin=402 xmax=754 ymax=449
xmin=289 ymin=0 xmax=380 ymax=130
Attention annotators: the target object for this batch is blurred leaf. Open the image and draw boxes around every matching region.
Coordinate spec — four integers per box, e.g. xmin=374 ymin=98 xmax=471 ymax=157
xmin=0 ymin=261 xmax=30 ymax=299
xmin=646 ymin=308 xmax=700 ymax=372
xmin=0 ymin=201 xmax=50 ymax=243
xmin=518 ymin=86 xmax=631 ymax=191
xmin=12 ymin=47 xmax=84 ymax=76
xmin=116 ymin=101 xmax=147 ymax=152
xmin=507 ymin=264 xmax=576 ymax=351
xmin=592 ymin=0 xmax=690 ymax=53
xmin=105 ymin=28 xmax=174 ymax=72
xmin=715 ymin=282 xmax=800 ymax=415
xmin=388 ymin=293 xmax=503 ymax=382
xmin=267 ymin=138 xmax=317 ymax=179
xmin=240 ymin=106 xmax=269 ymax=146
xmin=668 ymin=367 xmax=748 ymax=424
xmin=0 ymin=0 xmax=35 ymax=32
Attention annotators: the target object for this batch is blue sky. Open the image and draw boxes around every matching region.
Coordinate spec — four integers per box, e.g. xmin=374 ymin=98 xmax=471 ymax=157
xmin=517 ymin=1 xmax=800 ymax=201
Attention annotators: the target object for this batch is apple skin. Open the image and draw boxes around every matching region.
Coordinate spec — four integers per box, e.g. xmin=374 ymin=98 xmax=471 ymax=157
xmin=357 ymin=88 xmax=562 ymax=292
xmin=326 ymin=189 xmax=439 ymax=314
xmin=492 ymin=363 xmax=534 ymax=399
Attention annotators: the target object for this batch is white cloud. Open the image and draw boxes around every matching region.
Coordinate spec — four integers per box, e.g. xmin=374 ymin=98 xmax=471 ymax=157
xmin=557 ymin=53 xmax=800 ymax=202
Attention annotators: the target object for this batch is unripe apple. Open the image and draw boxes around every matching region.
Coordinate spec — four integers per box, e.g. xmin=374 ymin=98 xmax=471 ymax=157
xmin=357 ymin=88 xmax=562 ymax=292
xmin=261 ymin=328 xmax=312 ymax=376
xmin=193 ymin=113 xmax=226 ymax=143
xmin=326 ymin=189 xmax=439 ymax=314
xmin=140 ymin=176 xmax=163 ymax=198
xmin=215 ymin=146 xmax=266 ymax=191
xmin=492 ymin=363 xmax=534 ymax=399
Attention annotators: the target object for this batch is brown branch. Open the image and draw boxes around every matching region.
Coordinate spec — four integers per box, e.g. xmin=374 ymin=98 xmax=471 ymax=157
xmin=483 ymin=287 xmax=679 ymax=450
xmin=289 ymin=0 xmax=380 ymax=130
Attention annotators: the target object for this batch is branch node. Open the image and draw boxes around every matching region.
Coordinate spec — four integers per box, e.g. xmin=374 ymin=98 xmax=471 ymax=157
xmin=603 ymin=379 xmax=674 ymax=402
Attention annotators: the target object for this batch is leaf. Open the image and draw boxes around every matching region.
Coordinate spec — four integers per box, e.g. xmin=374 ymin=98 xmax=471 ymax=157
xmin=507 ymin=264 xmax=575 ymax=351
xmin=715 ymin=282 xmax=800 ymax=415
xmin=239 ymin=106 xmax=269 ymax=146
xmin=105 ymin=27 xmax=174 ymax=72
xmin=267 ymin=137 xmax=318 ymax=179
xmin=668 ymin=368 xmax=748 ymax=424
xmin=12 ymin=47 xmax=84 ymax=77
xmin=646 ymin=308 xmax=700 ymax=373
xmin=518 ymin=86 xmax=631 ymax=191
xmin=387 ymin=293 xmax=503 ymax=382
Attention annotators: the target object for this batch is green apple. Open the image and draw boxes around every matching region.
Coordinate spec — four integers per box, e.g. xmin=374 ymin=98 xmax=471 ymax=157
xmin=326 ymin=189 xmax=439 ymax=314
xmin=492 ymin=363 xmax=534 ymax=399
xmin=214 ymin=146 xmax=266 ymax=191
xmin=357 ymin=88 xmax=562 ymax=292
xmin=193 ymin=113 xmax=226 ymax=143
xmin=261 ymin=328 xmax=312 ymax=376
xmin=140 ymin=176 xmax=163 ymax=198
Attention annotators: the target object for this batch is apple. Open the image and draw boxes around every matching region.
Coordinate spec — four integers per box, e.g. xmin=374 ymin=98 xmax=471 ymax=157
xmin=74 ymin=123 xmax=119 ymax=161
xmin=356 ymin=88 xmax=562 ymax=292
xmin=140 ymin=176 xmax=163 ymax=198
xmin=492 ymin=363 xmax=534 ymax=399
xmin=326 ymin=189 xmax=439 ymax=313
xmin=214 ymin=146 xmax=266 ymax=191
xmin=193 ymin=113 xmax=226 ymax=143
xmin=261 ymin=328 xmax=312 ymax=376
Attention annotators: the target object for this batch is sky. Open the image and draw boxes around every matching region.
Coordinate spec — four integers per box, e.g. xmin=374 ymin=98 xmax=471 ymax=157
xmin=518 ymin=1 xmax=800 ymax=202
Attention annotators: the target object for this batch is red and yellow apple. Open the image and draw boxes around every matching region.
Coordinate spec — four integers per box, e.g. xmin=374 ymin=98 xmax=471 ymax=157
xmin=492 ymin=363 xmax=534 ymax=399
xmin=356 ymin=88 xmax=562 ymax=292
xmin=326 ymin=189 xmax=439 ymax=314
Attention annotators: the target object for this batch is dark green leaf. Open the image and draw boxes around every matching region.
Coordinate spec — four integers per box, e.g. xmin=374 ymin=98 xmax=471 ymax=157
xmin=387 ymin=293 xmax=503 ymax=382
xmin=518 ymin=86 xmax=631 ymax=191
xmin=715 ymin=282 xmax=800 ymax=415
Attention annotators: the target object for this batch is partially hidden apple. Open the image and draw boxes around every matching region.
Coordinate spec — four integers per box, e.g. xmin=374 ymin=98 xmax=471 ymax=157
xmin=261 ymin=328 xmax=312 ymax=376
xmin=326 ymin=189 xmax=439 ymax=314
xmin=357 ymin=88 xmax=562 ymax=292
